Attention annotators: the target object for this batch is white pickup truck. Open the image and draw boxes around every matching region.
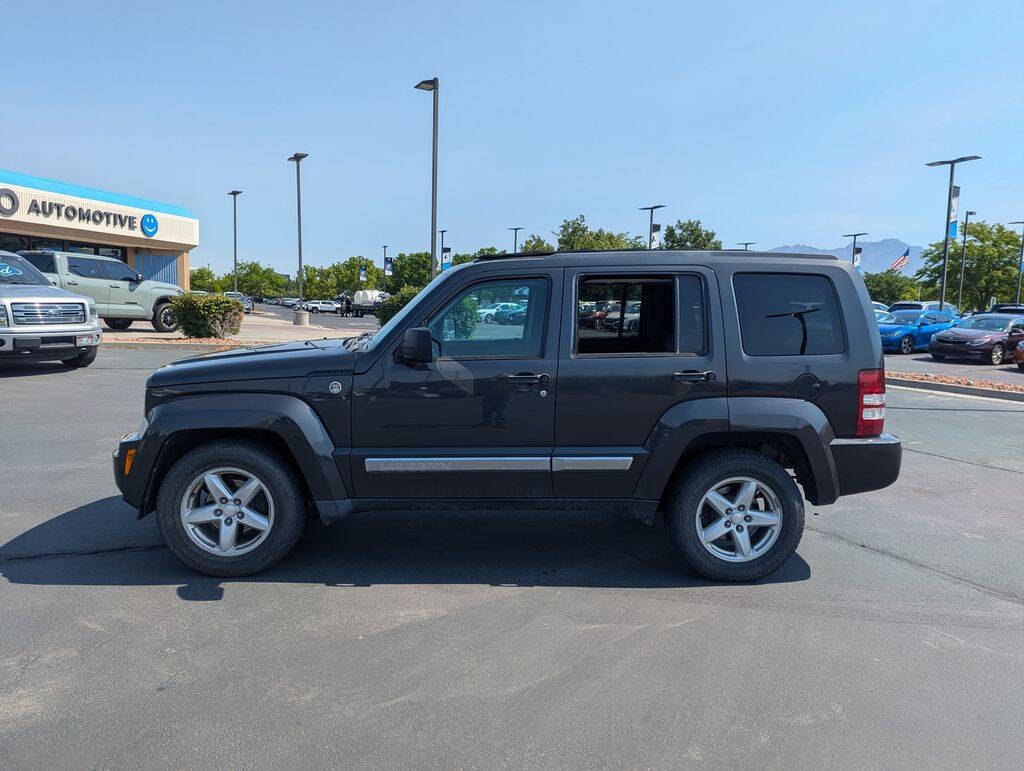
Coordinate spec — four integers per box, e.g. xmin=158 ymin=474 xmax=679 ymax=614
xmin=0 ymin=250 xmax=102 ymax=367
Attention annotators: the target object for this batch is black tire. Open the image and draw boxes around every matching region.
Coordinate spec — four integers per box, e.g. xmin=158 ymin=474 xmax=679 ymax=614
xmin=152 ymin=302 xmax=179 ymax=333
xmin=61 ymin=347 xmax=98 ymax=368
xmin=104 ymin=318 xmax=133 ymax=330
xmin=155 ymin=439 xmax=306 ymax=577
xmin=310 ymin=307 xmax=319 ymax=314
xmin=930 ymin=352 xmax=945 ymax=360
xmin=990 ymin=344 xmax=1005 ymax=365
xmin=899 ymin=335 xmax=915 ymax=355
xmin=666 ymin=448 xmax=804 ymax=582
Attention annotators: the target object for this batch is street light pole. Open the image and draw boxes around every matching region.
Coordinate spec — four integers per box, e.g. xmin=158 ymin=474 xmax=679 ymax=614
xmin=228 ymin=190 xmax=241 ymax=293
xmin=415 ymin=78 xmax=440 ymax=279
xmin=1011 ymin=221 xmax=1024 ymax=304
xmin=639 ymin=205 xmax=665 ymax=249
xmin=508 ymin=226 xmax=523 ymax=254
xmin=287 ymin=152 xmax=309 ymax=325
xmin=956 ymin=210 xmax=975 ymax=311
xmin=927 ymin=155 xmax=980 ymax=310
xmin=842 ymin=232 xmax=868 ymax=269
xmin=737 ymin=242 xmax=756 ymax=251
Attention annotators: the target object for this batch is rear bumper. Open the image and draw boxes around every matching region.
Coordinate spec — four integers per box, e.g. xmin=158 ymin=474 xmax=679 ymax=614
xmin=829 ymin=433 xmax=902 ymax=497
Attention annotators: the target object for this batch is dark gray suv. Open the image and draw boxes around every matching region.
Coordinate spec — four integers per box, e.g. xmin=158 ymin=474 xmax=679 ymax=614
xmin=115 ymin=249 xmax=901 ymax=581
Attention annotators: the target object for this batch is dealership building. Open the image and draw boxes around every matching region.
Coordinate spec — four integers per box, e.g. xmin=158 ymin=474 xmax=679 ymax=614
xmin=0 ymin=169 xmax=199 ymax=290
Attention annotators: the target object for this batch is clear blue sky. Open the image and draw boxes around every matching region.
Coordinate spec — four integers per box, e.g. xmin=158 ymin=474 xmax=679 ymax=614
xmin=5 ymin=0 xmax=1023 ymax=273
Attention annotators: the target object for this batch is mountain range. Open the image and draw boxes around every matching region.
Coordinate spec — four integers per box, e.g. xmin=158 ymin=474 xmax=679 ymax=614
xmin=768 ymin=238 xmax=924 ymax=275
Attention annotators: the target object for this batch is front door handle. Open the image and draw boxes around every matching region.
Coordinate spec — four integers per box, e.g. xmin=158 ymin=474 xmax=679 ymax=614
xmin=673 ymin=370 xmax=717 ymax=382
xmin=67 ymin=280 xmax=79 ymax=285
xmin=110 ymin=284 xmax=120 ymax=288
xmin=507 ymin=373 xmax=550 ymax=385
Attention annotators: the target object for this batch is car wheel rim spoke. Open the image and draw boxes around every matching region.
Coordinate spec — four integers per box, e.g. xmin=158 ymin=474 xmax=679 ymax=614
xmin=180 ymin=467 xmax=275 ymax=557
xmin=694 ymin=476 xmax=783 ymax=563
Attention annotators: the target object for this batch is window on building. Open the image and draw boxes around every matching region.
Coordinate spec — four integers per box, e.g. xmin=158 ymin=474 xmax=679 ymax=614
xmin=0 ymin=232 xmax=31 ymax=253
xmin=67 ymin=241 xmax=99 ymax=255
xmin=428 ymin=278 xmax=549 ymax=358
xmin=734 ymin=273 xmax=845 ymax=356
xmin=576 ymin=275 xmax=676 ymax=354
xmin=98 ymin=247 xmax=125 ymax=261
xmin=30 ymin=237 xmax=64 ymax=252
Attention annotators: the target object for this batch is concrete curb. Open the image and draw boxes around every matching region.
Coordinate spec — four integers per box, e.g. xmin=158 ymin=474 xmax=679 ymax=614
xmin=886 ymin=376 xmax=1024 ymax=403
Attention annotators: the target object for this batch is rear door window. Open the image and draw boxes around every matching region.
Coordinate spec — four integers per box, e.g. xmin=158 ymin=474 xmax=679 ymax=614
xmin=576 ymin=275 xmax=676 ymax=354
xmin=67 ymin=255 xmax=103 ymax=278
xmin=733 ymin=273 xmax=845 ymax=356
xmin=100 ymin=260 xmax=139 ymax=282
xmin=20 ymin=252 xmax=56 ymax=273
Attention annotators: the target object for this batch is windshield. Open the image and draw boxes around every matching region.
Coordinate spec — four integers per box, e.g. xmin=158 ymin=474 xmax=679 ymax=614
xmin=957 ymin=316 xmax=1011 ymax=331
xmin=0 ymin=254 xmax=50 ymax=285
xmin=879 ymin=311 xmax=924 ymax=324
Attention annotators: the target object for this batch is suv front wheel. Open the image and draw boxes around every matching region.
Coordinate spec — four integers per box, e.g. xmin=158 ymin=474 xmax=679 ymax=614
xmin=155 ymin=440 xmax=306 ymax=576
xmin=666 ymin=448 xmax=804 ymax=582
xmin=152 ymin=302 xmax=179 ymax=333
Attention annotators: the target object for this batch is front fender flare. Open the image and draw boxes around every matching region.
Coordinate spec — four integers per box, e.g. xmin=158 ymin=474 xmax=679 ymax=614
xmin=134 ymin=393 xmax=347 ymax=516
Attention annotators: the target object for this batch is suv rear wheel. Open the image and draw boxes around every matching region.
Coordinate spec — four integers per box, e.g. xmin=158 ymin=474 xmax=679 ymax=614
xmin=666 ymin=448 xmax=804 ymax=582
xmin=155 ymin=440 xmax=306 ymax=576
xmin=152 ymin=302 xmax=178 ymax=333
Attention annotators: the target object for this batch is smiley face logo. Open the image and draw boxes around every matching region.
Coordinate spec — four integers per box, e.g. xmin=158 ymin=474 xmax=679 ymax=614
xmin=140 ymin=214 xmax=159 ymax=237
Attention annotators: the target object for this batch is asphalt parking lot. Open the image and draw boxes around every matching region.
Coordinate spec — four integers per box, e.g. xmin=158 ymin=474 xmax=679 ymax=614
xmin=256 ymin=303 xmax=380 ymax=331
xmin=2 ymin=348 xmax=1023 ymax=767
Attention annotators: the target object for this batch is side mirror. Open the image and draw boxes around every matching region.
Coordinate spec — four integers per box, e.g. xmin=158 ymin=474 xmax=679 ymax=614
xmin=397 ymin=327 xmax=434 ymax=364
xmin=131 ymin=272 xmax=143 ymax=282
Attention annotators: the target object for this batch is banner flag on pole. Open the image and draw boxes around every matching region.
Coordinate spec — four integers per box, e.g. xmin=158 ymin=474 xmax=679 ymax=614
xmin=948 ymin=185 xmax=960 ymax=239
xmin=889 ymin=248 xmax=910 ymax=272
xmin=384 ymin=256 xmax=393 ymax=277
xmin=441 ymin=246 xmax=452 ymax=271
xmin=651 ymin=223 xmax=661 ymax=249
xmin=359 ymin=266 xmax=367 ymax=282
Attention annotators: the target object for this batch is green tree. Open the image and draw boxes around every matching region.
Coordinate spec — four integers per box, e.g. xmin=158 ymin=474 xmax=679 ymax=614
xmin=235 ymin=260 xmax=287 ymax=297
xmin=451 ymin=246 xmax=499 ymax=267
xmin=189 ymin=265 xmax=220 ymax=292
xmin=554 ymin=215 xmax=645 ymax=251
xmin=301 ymin=265 xmax=338 ymax=299
xmin=377 ymin=284 xmax=423 ymax=325
xmin=333 ymin=256 xmax=384 ymax=296
xmin=914 ymin=221 xmax=1022 ymax=311
xmin=863 ymin=271 xmax=920 ymax=306
xmin=386 ymin=251 xmax=433 ymax=293
xmin=520 ymin=234 xmax=554 ymax=253
xmin=661 ymin=219 xmax=723 ymax=250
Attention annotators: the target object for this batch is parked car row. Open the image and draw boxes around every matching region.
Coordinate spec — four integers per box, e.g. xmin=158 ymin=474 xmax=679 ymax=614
xmin=873 ymin=298 xmax=1024 ymax=369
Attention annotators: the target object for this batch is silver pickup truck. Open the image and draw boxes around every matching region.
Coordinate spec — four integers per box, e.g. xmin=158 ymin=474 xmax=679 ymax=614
xmin=0 ymin=250 xmax=102 ymax=367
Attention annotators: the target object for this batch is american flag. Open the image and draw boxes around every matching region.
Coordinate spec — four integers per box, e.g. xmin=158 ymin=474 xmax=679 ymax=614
xmin=889 ymin=248 xmax=910 ymax=272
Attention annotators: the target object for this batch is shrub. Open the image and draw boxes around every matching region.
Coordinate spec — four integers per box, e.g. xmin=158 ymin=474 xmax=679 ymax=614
xmin=171 ymin=293 xmax=244 ymax=338
xmin=376 ymin=284 xmax=423 ymax=326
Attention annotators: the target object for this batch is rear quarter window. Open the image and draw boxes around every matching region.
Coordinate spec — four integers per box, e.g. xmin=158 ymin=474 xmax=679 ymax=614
xmin=733 ymin=273 xmax=845 ymax=356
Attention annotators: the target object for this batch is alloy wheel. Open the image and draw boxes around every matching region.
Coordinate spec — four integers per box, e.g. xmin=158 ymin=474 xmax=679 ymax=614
xmin=179 ymin=467 xmax=275 ymax=556
xmin=900 ymin=336 xmax=914 ymax=354
xmin=161 ymin=307 xmax=176 ymax=329
xmin=694 ymin=476 xmax=783 ymax=563
xmin=991 ymin=345 xmax=1004 ymax=365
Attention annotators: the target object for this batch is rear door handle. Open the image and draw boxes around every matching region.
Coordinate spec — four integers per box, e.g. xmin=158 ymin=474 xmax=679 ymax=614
xmin=673 ymin=370 xmax=717 ymax=382
xmin=507 ymin=373 xmax=550 ymax=385
xmin=67 ymin=280 xmax=78 ymax=285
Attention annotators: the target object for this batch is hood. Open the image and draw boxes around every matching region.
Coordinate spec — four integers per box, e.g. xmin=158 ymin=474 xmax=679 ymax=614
xmin=0 ymin=283 xmax=92 ymax=303
xmin=877 ymin=322 xmax=914 ymax=333
xmin=147 ymin=337 xmax=355 ymax=388
xmin=933 ymin=327 xmax=997 ymax=341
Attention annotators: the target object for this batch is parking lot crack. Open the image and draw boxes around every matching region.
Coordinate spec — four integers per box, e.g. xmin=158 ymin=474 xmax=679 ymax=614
xmin=903 ymin=447 xmax=1023 ymax=476
xmin=0 ymin=543 xmax=166 ymax=563
xmin=806 ymin=525 xmax=1024 ymax=608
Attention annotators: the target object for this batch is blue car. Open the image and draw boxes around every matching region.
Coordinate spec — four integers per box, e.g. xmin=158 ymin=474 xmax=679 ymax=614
xmin=878 ymin=309 xmax=958 ymax=354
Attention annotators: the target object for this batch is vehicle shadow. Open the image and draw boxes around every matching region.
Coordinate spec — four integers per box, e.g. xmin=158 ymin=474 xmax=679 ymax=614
xmin=0 ymin=360 xmax=70 ymax=377
xmin=0 ymin=496 xmax=811 ymax=599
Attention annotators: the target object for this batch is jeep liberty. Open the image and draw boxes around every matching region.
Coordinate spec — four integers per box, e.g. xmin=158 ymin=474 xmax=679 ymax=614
xmin=114 ymin=250 xmax=901 ymax=581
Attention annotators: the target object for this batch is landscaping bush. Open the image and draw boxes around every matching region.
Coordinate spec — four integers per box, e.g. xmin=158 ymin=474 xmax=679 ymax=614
xmin=376 ymin=284 xmax=423 ymax=326
xmin=171 ymin=293 xmax=244 ymax=338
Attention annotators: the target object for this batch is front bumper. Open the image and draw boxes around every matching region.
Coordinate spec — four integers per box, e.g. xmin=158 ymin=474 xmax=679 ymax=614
xmin=829 ymin=433 xmax=902 ymax=497
xmin=0 ymin=322 xmax=101 ymax=358
xmin=113 ymin=432 xmax=144 ymax=510
xmin=928 ymin=340 xmax=986 ymax=358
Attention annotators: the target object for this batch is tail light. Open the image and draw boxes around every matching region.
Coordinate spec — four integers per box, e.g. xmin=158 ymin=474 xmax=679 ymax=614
xmin=857 ymin=368 xmax=886 ymax=436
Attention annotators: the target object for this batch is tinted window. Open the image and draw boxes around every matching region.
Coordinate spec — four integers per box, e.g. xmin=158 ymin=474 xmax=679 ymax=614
xmin=428 ymin=278 xmax=548 ymax=358
xmin=100 ymin=259 xmax=139 ymax=281
xmin=20 ymin=251 xmax=56 ymax=273
xmin=0 ymin=254 xmax=49 ymax=285
xmin=577 ymin=275 xmax=676 ymax=354
xmin=734 ymin=273 xmax=845 ymax=356
xmin=920 ymin=313 xmax=937 ymax=324
xmin=67 ymin=256 xmax=102 ymax=278
xmin=932 ymin=312 xmax=952 ymax=323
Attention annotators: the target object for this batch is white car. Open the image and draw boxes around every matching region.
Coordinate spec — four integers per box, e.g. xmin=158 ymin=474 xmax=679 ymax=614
xmin=303 ymin=300 xmax=339 ymax=314
xmin=477 ymin=302 xmax=522 ymax=324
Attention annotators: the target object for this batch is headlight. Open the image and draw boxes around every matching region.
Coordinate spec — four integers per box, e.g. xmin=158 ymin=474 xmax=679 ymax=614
xmin=966 ymin=338 xmax=989 ymax=346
